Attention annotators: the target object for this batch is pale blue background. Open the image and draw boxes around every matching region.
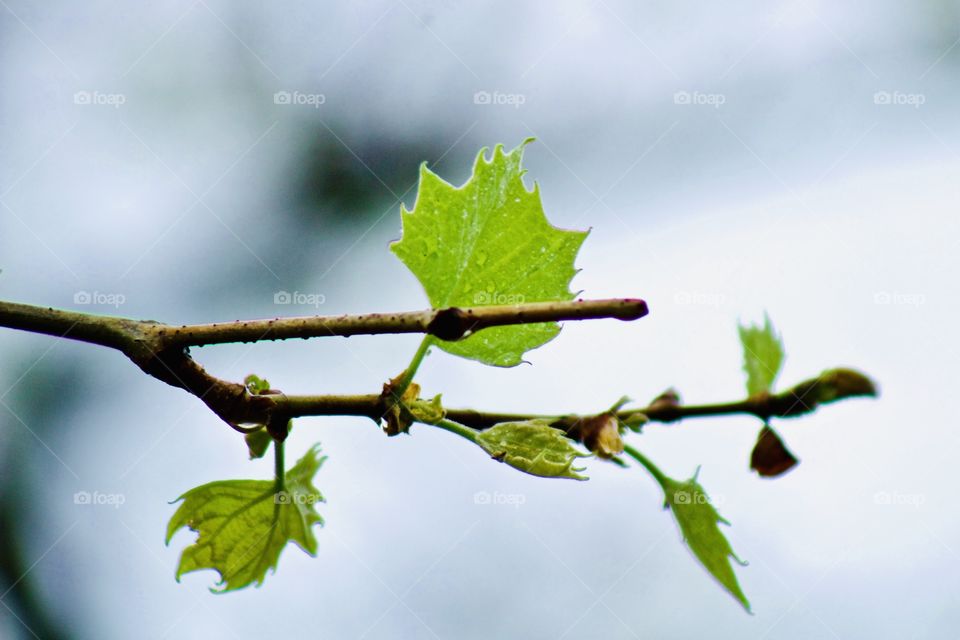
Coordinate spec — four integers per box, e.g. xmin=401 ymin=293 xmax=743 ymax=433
xmin=0 ymin=2 xmax=957 ymax=638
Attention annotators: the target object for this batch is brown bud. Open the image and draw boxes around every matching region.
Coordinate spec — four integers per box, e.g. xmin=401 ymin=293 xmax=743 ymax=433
xmin=750 ymin=425 xmax=798 ymax=477
xmin=579 ymin=413 xmax=624 ymax=459
xmin=776 ymin=368 xmax=877 ymax=417
xmin=380 ymin=374 xmax=421 ymax=436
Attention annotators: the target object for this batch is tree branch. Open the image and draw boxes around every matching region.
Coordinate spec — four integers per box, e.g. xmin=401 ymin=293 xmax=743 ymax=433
xmin=0 ymin=297 xmax=647 ymax=426
xmin=0 ymin=297 xmax=874 ymax=437
xmin=0 ymin=298 xmax=647 ymax=349
xmin=275 ymin=367 xmax=877 ymax=433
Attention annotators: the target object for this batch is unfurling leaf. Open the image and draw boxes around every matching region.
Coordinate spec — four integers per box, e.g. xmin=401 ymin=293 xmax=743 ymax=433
xmin=244 ymin=428 xmax=272 ymax=460
xmin=750 ymin=424 xmax=798 ymax=477
xmin=166 ymin=446 xmax=326 ymax=592
xmin=658 ymin=471 xmax=750 ymax=611
xmin=621 ymin=412 xmax=649 ymax=433
xmin=408 ymin=394 xmax=445 ymax=425
xmin=738 ymin=314 xmax=785 ymax=396
xmin=391 ymin=140 xmax=588 ymax=367
xmin=241 ymin=373 xmax=281 ymax=459
xmin=476 ymin=420 xmax=590 ymax=480
xmin=244 ymin=374 xmax=271 ymax=395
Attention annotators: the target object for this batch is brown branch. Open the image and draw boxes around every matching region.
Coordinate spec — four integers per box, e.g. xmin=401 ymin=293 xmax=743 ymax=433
xmin=0 ymin=298 xmax=874 ymax=436
xmin=273 ymin=367 xmax=878 ymax=433
xmin=0 ymin=297 xmax=648 ymax=426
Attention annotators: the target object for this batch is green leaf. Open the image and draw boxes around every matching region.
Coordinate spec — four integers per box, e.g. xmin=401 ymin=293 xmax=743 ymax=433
xmin=738 ymin=313 xmax=785 ymax=396
xmin=166 ymin=445 xmax=326 ymax=592
xmin=408 ymin=394 xmax=445 ymax=425
xmin=391 ymin=140 xmax=588 ymax=366
xmin=241 ymin=373 xmax=276 ymax=459
xmin=244 ymin=428 xmax=272 ymax=460
xmin=660 ymin=472 xmax=750 ymax=612
xmin=476 ymin=419 xmax=590 ymax=480
xmin=244 ymin=374 xmax=271 ymax=395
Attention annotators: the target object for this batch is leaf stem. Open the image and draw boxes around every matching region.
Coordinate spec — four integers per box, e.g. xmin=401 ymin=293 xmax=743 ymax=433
xmin=392 ymin=336 xmax=433 ymax=399
xmin=274 ymin=439 xmax=285 ymax=493
xmin=430 ymin=418 xmax=480 ymax=443
xmin=622 ymin=443 xmax=667 ymax=487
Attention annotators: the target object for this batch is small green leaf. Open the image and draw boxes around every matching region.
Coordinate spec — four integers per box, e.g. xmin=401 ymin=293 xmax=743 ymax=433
xmin=391 ymin=140 xmax=588 ymax=367
xmin=621 ymin=412 xmax=648 ymax=432
xmin=660 ymin=472 xmax=750 ymax=612
xmin=166 ymin=446 xmax=326 ymax=592
xmin=243 ymin=428 xmax=272 ymax=460
xmin=476 ymin=420 xmax=590 ymax=480
xmin=408 ymin=394 xmax=445 ymax=425
xmin=738 ymin=313 xmax=785 ymax=396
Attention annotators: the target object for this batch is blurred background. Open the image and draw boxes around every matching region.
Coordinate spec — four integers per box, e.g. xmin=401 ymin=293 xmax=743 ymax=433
xmin=0 ymin=1 xmax=957 ymax=638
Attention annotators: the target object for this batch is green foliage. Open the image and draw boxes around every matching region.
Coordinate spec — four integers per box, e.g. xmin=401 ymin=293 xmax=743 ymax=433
xmin=391 ymin=140 xmax=588 ymax=366
xmin=475 ymin=420 xmax=590 ymax=480
xmin=407 ymin=394 xmax=445 ymax=425
xmin=659 ymin=471 xmax=750 ymax=611
xmin=150 ymin=143 xmax=874 ymax=610
xmin=166 ymin=446 xmax=326 ymax=592
xmin=243 ymin=428 xmax=272 ymax=460
xmin=242 ymin=374 xmax=275 ymax=459
xmin=244 ymin=374 xmax=271 ymax=395
xmin=738 ymin=314 xmax=785 ymax=396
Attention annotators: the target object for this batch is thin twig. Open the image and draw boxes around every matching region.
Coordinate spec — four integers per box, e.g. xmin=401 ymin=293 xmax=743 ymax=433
xmin=0 ymin=297 xmax=647 ymax=427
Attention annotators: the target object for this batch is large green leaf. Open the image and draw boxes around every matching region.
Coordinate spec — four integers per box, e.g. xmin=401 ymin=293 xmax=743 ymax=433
xmin=738 ymin=314 xmax=785 ymax=396
xmin=476 ymin=419 xmax=590 ymax=480
xmin=391 ymin=140 xmax=588 ymax=366
xmin=166 ymin=446 xmax=326 ymax=592
xmin=660 ymin=472 xmax=750 ymax=611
